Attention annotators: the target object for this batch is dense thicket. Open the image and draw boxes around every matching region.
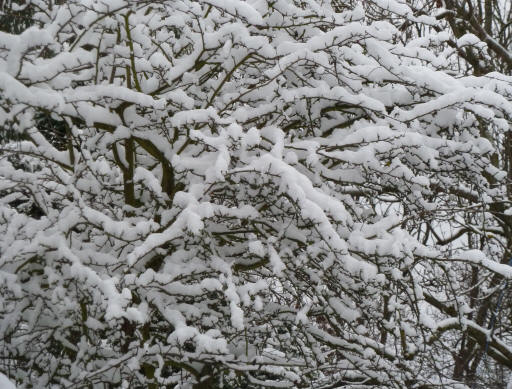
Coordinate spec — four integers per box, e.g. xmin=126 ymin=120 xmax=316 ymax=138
xmin=372 ymin=1 xmax=512 ymax=386
xmin=0 ymin=1 xmax=512 ymax=388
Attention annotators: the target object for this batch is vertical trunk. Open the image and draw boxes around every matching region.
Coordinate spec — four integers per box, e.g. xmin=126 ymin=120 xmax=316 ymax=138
xmin=124 ymin=137 xmax=136 ymax=207
xmin=453 ymin=345 xmax=466 ymax=380
xmin=484 ymin=0 xmax=493 ymax=34
xmin=505 ymin=131 xmax=512 ymax=198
